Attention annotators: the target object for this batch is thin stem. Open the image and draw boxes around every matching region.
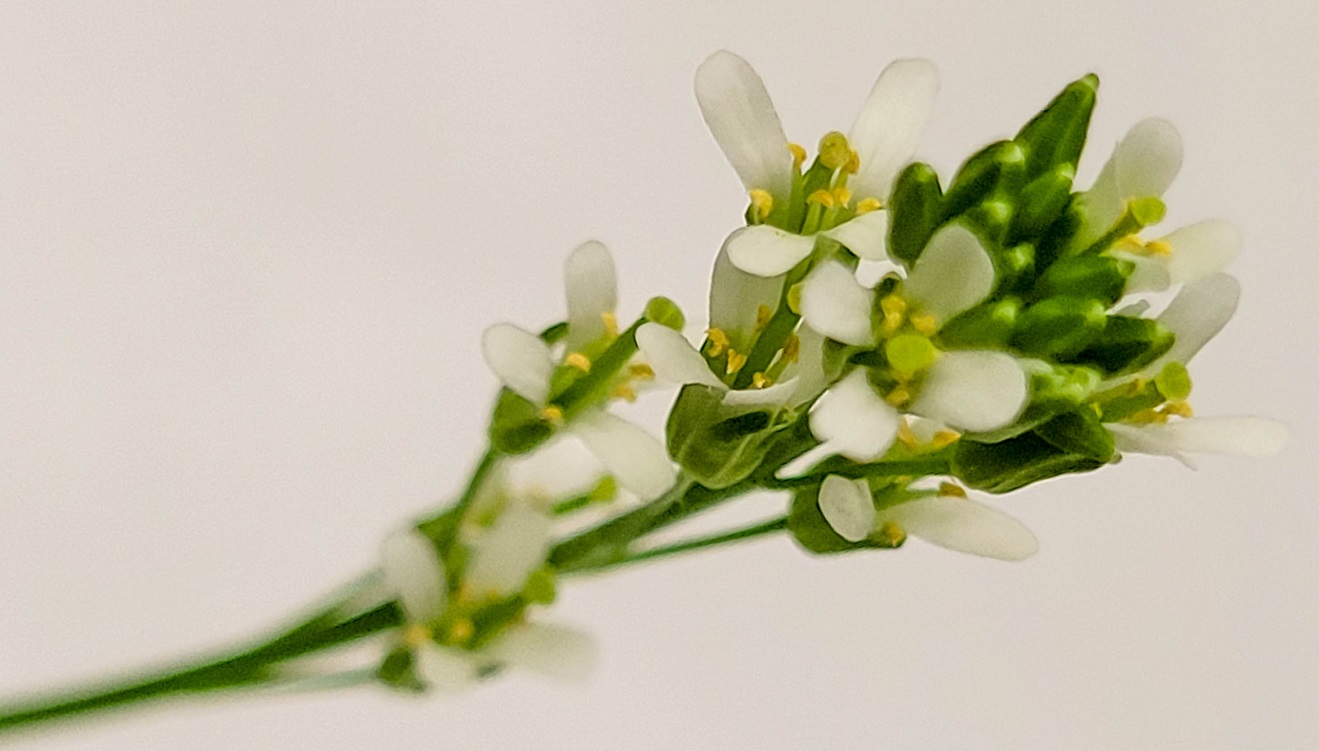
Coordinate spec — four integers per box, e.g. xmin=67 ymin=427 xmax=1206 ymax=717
xmin=562 ymin=517 xmax=788 ymax=575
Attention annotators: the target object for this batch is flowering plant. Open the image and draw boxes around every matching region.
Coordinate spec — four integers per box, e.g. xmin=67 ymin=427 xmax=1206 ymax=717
xmin=0 ymin=50 xmax=1286 ymax=736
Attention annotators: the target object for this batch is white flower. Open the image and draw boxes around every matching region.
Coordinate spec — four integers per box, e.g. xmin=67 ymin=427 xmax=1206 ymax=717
xmin=696 ymin=50 xmax=938 ymax=277
xmin=482 ymin=241 xmax=676 ymax=499
xmin=634 ymin=321 xmax=802 ymax=408
xmin=815 ymin=479 xmax=1038 ymax=561
xmin=1113 ymin=219 xmax=1243 ymax=293
xmin=1074 ymin=118 xmax=1183 ymax=249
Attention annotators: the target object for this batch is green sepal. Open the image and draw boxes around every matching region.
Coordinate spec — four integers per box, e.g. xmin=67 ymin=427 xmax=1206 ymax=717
xmin=962 ymin=200 xmax=1014 ymax=246
xmin=539 ymin=321 xmax=569 ymax=345
xmin=944 ymin=141 xmax=1026 ymax=220
xmin=1014 ymin=74 xmax=1099 ymax=181
xmin=1008 ymin=166 xmax=1076 ymax=245
xmin=468 ymin=596 xmax=529 ymax=650
xmin=888 ymin=162 xmax=944 ymax=265
xmin=1011 ymin=296 xmax=1108 ymax=359
xmin=489 ymin=388 xmax=555 ymax=455
xmin=1033 ymin=255 xmax=1133 ymax=306
xmin=787 ymin=481 xmax=905 ymax=554
xmin=1069 ymin=316 xmax=1175 ymax=375
xmin=1033 ymin=408 xmax=1115 ymax=462
xmin=993 ymin=242 xmax=1034 ymax=293
xmin=938 ymin=297 xmax=1021 ymax=349
xmin=377 ymin=645 xmax=424 ymax=693
xmin=665 ymin=383 xmax=788 ymax=489
xmin=953 ymin=431 xmax=1105 ymax=493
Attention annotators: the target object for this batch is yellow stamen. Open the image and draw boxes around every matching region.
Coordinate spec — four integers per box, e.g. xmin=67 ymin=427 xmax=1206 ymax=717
xmin=880 ymin=294 xmax=908 ymax=334
xmin=885 ymin=385 xmax=911 ymax=406
xmin=1144 ymin=239 xmax=1172 ymax=256
xmin=565 ymin=352 xmax=591 ymax=372
xmin=751 ymin=372 xmax=772 ymax=389
xmin=1125 ymin=408 xmax=1167 ymax=425
xmin=879 ymin=520 xmax=907 ymax=546
xmin=807 ymin=188 xmax=836 ymax=208
xmin=539 ymin=405 xmax=564 ymax=424
xmin=897 ymin=419 xmax=918 ymax=447
xmin=725 ymin=349 xmax=748 ymax=375
xmin=930 ymin=430 xmax=961 ymax=449
xmin=832 ymin=186 xmax=852 ymax=208
xmin=705 ymin=327 xmax=730 ymax=357
xmin=627 ymin=363 xmax=655 ymax=380
xmin=843 ymin=148 xmax=860 ymax=175
xmin=446 ymin=618 xmax=475 ymax=646
xmin=749 ymin=188 xmax=774 ymax=221
xmin=786 ymin=283 xmax=803 ymax=314
xmin=755 ymin=304 xmax=773 ymax=331
xmin=788 ymin=142 xmax=807 ymax=168
xmin=910 ymin=313 xmax=939 ymax=336
xmin=601 ymin=311 xmax=619 ymax=338
xmin=1160 ymin=400 xmax=1194 ymax=418
xmin=780 ymin=334 xmax=800 ymax=364
xmin=938 ymin=481 xmax=968 ymax=498
xmin=855 ymin=197 xmax=883 ymax=215
xmin=402 ymin=623 xmax=432 ymax=648
xmin=611 ymin=383 xmax=637 ymax=402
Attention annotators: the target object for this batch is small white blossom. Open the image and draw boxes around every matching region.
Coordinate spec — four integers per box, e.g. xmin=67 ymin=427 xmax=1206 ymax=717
xmin=1075 ymin=118 xmax=1183 ymax=249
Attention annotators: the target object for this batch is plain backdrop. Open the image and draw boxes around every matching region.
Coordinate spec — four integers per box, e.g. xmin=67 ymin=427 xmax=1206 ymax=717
xmin=0 ymin=2 xmax=1315 ymax=749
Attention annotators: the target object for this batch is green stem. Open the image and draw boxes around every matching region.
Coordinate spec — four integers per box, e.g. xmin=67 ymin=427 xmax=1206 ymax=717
xmin=561 ymin=517 xmax=787 ymax=575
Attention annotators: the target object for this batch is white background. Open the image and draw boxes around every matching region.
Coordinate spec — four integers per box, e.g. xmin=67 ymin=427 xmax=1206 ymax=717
xmin=1 ymin=1 xmax=1315 ymax=749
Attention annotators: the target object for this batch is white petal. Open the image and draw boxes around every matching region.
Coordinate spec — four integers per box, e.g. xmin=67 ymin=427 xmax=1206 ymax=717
xmin=721 ymin=376 xmax=798 ymax=407
xmin=694 ymin=50 xmax=793 ymax=200
xmin=848 ymin=58 xmax=939 ymax=204
xmin=726 ymin=225 xmax=817 ymax=277
xmin=821 ymin=209 xmax=890 ymax=261
xmin=1160 ymin=220 xmax=1241 ymax=284
xmin=415 ymin=646 xmax=480 ymax=694
xmin=708 ymin=241 xmax=786 ymax=352
xmin=563 ymin=240 xmax=618 ymax=352
xmin=786 ymin=324 xmax=828 ymax=407
xmin=485 ymin=622 xmax=597 ymax=681
xmin=571 ymin=411 xmax=676 ymax=499
xmin=799 ymin=260 xmax=875 ymax=346
xmin=464 ymin=500 xmax=553 ymax=598
xmin=818 ymin=475 xmax=876 ymax=543
xmin=910 ymin=351 xmax=1027 ymax=432
xmin=380 ymin=529 xmax=446 ymax=624
xmin=809 ymin=369 xmax=901 ymax=462
xmin=902 ymin=224 xmax=995 ymax=323
xmin=482 ymin=323 xmax=554 ymax=404
xmin=1112 ymin=417 xmax=1288 ymax=459
xmin=1154 ymin=272 xmax=1240 ymax=369
xmin=1110 ymin=249 xmax=1172 ymax=294
xmin=1114 ymin=118 xmax=1183 ymax=199
xmin=883 ymin=495 xmax=1038 ymax=561
xmin=635 ymin=322 xmax=726 ymax=389
xmin=504 ymin=434 xmax=605 ymax=501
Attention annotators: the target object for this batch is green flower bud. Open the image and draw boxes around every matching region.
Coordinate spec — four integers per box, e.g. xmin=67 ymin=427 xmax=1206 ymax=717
xmin=644 ymin=296 xmax=686 ymax=331
xmin=1008 ymin=166 xmax=1075 ymax=245
xmin=1015 ymin=73 xmax=1099 ymax=181
xmin=944 ymin=140 xmax=1026 ymax=219
xmin=1033 ymin=255 xmax=1133 ymax=305
xmin=888 ymin=162 xmax=943 ymax=265
xmin=1155 ymin=361 xmax=1193 ymax=401
xmin=938 ymin=297 xmax=1021 ymax=349
xmin=953 ymin=431 xmax=1105 ymax=493
xmin=1070 ymin=315 xmax=1175 ymax=375
xmin=1033 ymin=408 xmax=1115 ymax=462
xmin=1011 ymin=296 xmax=1108 ymax=359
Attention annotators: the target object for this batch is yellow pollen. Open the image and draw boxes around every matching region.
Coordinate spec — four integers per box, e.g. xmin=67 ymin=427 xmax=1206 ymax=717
xmin=788 ymin=142 xmax=807 ymax=168
xmin=832 ymin=186 xmax=853 ymax=208
xmin=880 ymin=294 xmax=908 ymax=334
xmin=1144 ymin=239 xmax=1173 ymax=256
xmin=627 ymin=363 xmax=655 ymax=380
xmin=755 ymin=304 xmax=773 ymax=331
xmin=807 ymin=189 xmax=836 ymax=208
xmin=843 ymin=148 xmax=860 ymax=175
xmin=885 ymin=385 xmax=912 ymax=406
xmin=749 ymin=188 xmax=774 ymax=221
xmin=1161 ymin=400 xmax=1194 ymax=418
xmin=938 ymin=481 xmax=968 ymax=498
xmin=600 ymin=311 xmax=619 ymax=337
xmin=446 ymin=618 xmax=475 ymax=646
xmin=402 ymin=623 xmax=432 ymax=648
xmin=726 ymin=349 xmax=748 ymax=375
xmin=855 ymin=197 xmax=883 ymax=215
xmin=910 ymin=313 xmax=939 ymax=336
xmin=705 ymin=327 xmax=730 ymax=357
xmin=539 ymin=405 xmax=564 ymax=424
xmin=565 ymin=352 xmax=591 ymax=372
xmin=611 ymin=383 xmax=638 ymax=402
xmin=786 ymin=283 xmax=803 ymax=314
xmin=879 ymin=520 xmax=907 ymax=546
xmin=751 ymin=372 xmax=772 ymax=389
xmin=780 ymin=334 xmax=800 ymax=363
xmin=930 ymin=430 xmax=961 ymax=449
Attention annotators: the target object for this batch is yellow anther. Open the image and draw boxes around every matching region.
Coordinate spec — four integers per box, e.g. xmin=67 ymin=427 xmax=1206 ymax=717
xmin=780 ymin=333 xmax=800 ymax=364
xmin=879 ymin=520 xmax=907 ymax=546
xmin=807 ymin=188 xmax=836 ymax=208
xmin=755 ymin=304 xmax=774 ymax=331
xmin=446 ymin=618 xmax=475 ymax=646
xmin=843 ymin=148 xmax=860 ymax=175
xmin=885 ymin=385 xmax=912 ymax=406
xmin=1125 ymin=408 xmax=1167 ymax=425
xmin=1144 ymin=239 xmax=1173 ymax=256
xmin=938 ymin=481 xmax=968 ymax=498
xmin=565 ymin=352 xmax=591 ymax=372
xmin=1160 ymin=400 xmax=1194 ymax=418
xmin=725 ymin=349 xmax=748 ymax=375
xmin=930 ymin=430 xmax=961 ymax=449
xmin=627 ymin=362 xmax=655 ymax=380
xmin=880 ymin=294 xmax=908 ymax=334
xmin=855 ymin=197 xmax=883 ymax=215
xmin=751 ymin=372 xmax=773 ymax=389
xmin=611 ymin=383 xmax=638 ymax=402
xmin=910 ymin=313 xmax=939 ymax=336
xmin=786 ymin=283 xmax=803 ymax=314
xmin=402 ymin=623 xmax=432 ymax=648
xmin=705 ymin=327 xmax=730 ymax=357
xmin=539 ymin=405 xmax=564 ymax=424
xmin=832 ymin=186 xmax=853 ymax=208
xmin=749 ymin=188 xmax=774 ymax=221
xmin=788 ymin=142 xmax=808 ymax=168
xmin=601 ymin=311 xmax=619 ymax=337
xmin=897 ymin=419 xmax=918 ymax=447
